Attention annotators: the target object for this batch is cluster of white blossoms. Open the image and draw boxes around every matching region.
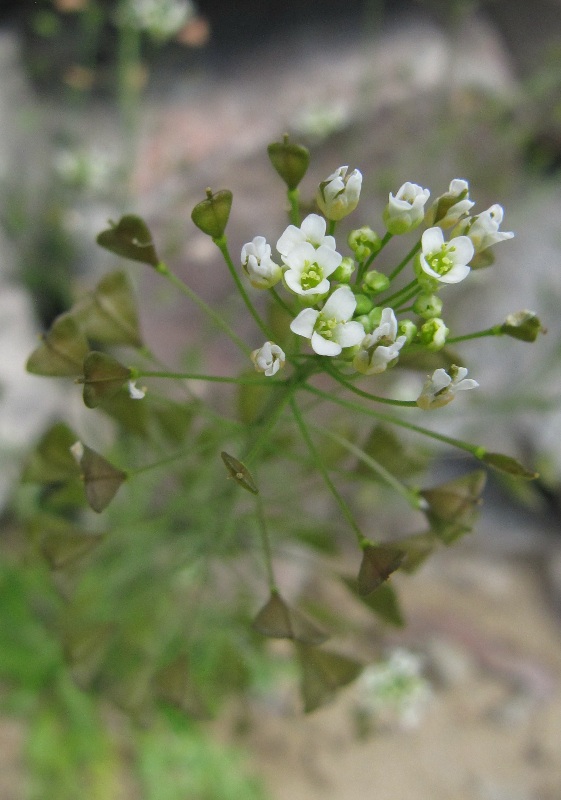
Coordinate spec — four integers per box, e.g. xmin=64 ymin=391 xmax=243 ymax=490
xmin=242 ymin=167 xmax=514 ymax=411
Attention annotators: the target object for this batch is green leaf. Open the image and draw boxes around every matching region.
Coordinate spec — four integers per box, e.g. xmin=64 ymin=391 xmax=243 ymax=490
xmin=26 ymin=314 xmax=89 ymax=377
xmin=22 ymin=422 xmax=80 ymax=483
xmin=480 ymin=451 xmax=539 ymax=480
xmin=96 ymin=215 xmax=159 ymax=267
xmin=296 ymin=644 xmax=363 ymax=713
xmin=73 ymin=270 xmax=143 ymax=347
xmin=80 ymin=351 xmax=131 ymax=408
xmin=220 ymin=452 xmax=258 ymax=494
xmin=252 ymin=591 xmax=328 ymax=645
xmin=75 ymin=444 xmax=127 ymax=512
xmin=357 ymin=543 xmax=405 ymax=596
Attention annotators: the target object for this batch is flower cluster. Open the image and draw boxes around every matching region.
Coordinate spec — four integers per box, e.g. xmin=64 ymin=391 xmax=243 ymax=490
xmin=241 ymin=166 xmax=514 ymax=410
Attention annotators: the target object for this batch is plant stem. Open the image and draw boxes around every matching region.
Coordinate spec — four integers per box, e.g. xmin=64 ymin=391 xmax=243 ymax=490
xmin=357 ymin=231 xmax=393 ymax=283
xmin=302 ymin=384 xmax=482 ymax=457
xmin=323 ymin=364 xmax=418 ymax=407
xmin=135 ymin=370 xmax=282 ymax=385
xmin=389 ymin=240 xmax=422 ymax=281
xmin=269 ymin=286 xmax=294 ymax=316
xmin=287 ymin=188 xmax=300 ymax=225
xmin=290 ymin=397 xmax=364 ymax=545
xmin=155 ymin=261 xmax=251 ymax=356
xmin=311 ymin=423 xmax=425 ymax=510
xmin=256 ymin=492 xmax=277 ymax=591
xmin=214 ymin=236 xmax=273 ymax=341
xmin=446 ymin=325 xmax=503 ymax=344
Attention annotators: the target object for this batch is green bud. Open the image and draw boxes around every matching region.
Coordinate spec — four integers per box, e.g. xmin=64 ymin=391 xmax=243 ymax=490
xmin=397 ymin=319 xmax=417 ymax=344
xmin=267 ymin=135 xmax=310 ymax=190
xmin=368 ymin=306 xmax=383 ymax=328
xmin=356 ymin=314 xmax=373 ymax=333
xmin=419 ymin=318 xmax=449 ymax=351
xmin=362 ymin=270 xmax=390 ymax=294
xmin=348 ymin=226 xmax=381 ymax=261
xmin=413 ymin=293 xmax=443 ymax=320
xmin=501 ymin=310 xmax=544 ymax=342
xmin=353 ymin=293 xmax=373 ymax=316
xmin=332 ymin=256 xmax=355 ymax=283
xmin=191 ymin=188 xmax=233 ymax=239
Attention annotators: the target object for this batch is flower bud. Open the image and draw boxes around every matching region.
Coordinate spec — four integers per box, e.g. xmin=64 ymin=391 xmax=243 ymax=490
xmin=413 ymin=293 xmax=443 ymax=320
xmin=331 ymin=256 xmax=355 ymax=283
xmin=191 ymin=188 xmax=233 ymax=239
xmin=424 ymin=179 xmax=474 ymax=228
xmin=267 ymin=136 xmax=310 ymax=190
xmin=316 ymin=166 xmax=362 ymax=221
xmin=353 ymin=293 xmax=373 ymax=316
xmin=348 ymin=226 xmax=381 ymax=261
xmin=250 ymin=341 xmax=286 ymax=376
xmin=368 ymin=306 xmax=383 ymax=328
xmin=397 ymin=319 xmax=417 ymax=344
xmin=383 ymin=182 xmax=430 ymax=235
xmin=356 ymin=314 xmax=373 ymax=333
xmin=362 ymin=270 xmax=390 ymax=295
xmin=419 ymin=318 xmax=449 ymax=351
xmin=501 ymin=310 xmax=544 ymax=342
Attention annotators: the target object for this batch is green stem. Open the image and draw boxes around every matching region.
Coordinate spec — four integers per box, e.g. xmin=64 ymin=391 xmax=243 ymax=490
xmin=311 ymin=423 xmax=425 ymax=510
xmin=379 ymin=278 xmax=419 ymax=308
xmin=269 ymin=286 xmax=294 ymax=316
xmin=287 ymin=188 xmax=300 ymax=225
xmin=302 ymin=383 xmax=483 ymax=457
xmin=446 ymin=325 xmax=503 ymax=344
xmin=389 ymin=240 xmax=422 ymax=281
xmin=156 ymin=261 xmax=251 ymax=356
xmin=290 ymin=397 xmax=364 ymax=545
xmin=357 ymin=231 xmax=393 ymax=283
xmin=134 ymin=369 xmax=282 ymax=385
xmin=324 ymin=364 xmax=417 ymax=407
xmin=214 ymin=236 xmax=273 ymax=341
xmin=256 ymin=492 xmax=277 ymax=591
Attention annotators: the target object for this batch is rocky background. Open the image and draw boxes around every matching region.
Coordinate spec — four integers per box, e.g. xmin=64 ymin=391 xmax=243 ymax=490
xmin=1 ymin=1 xmax=561 ymax=798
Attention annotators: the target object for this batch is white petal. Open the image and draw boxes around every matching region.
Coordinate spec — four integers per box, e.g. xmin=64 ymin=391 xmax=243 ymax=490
xmin=455 ymin=379 xmax=479 ymax=391
xmin=276 ymin=225 xmax=303 ymax=256
xmin=321 ymin=285 xmax=356 ymax=321
xmin=282 ymin=241 xmax=315 ymax=271
xmin=421 ymin=226 xmax=445 ymax=254
xmin=290 ymin=308 xmax=319 ymax=338
xmin=438 ymin=263 xmax=471 ymax=284
xmin=300 ymin=214 xmax=326 ymax=244
xmin=334 ymin=320 xmax=365 ymax=347
xmin=315 ymin=244 xmax=342 ymax=275
xmin=447 ymin=235 xmax=474 ymax=265
xmin=311 ymin=331 xmax=342 ymax=356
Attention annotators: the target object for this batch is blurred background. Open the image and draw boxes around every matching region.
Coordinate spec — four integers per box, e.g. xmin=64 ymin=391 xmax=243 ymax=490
xmin=1 ymin=1 xmax=561 ymax=798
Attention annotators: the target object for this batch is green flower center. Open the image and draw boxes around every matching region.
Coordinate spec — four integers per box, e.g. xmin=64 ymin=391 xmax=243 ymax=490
xmin=300 ymin=260 xmax=323 ymax=290
xmin=428 ymin=246 xmax=455 ymax=276
xmin=315 ymin=316 xmax=337 ymax=340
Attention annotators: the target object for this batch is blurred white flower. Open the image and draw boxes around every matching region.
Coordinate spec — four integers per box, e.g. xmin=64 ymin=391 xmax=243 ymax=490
xmin=250 ymin=341 xmax=285 ymax=376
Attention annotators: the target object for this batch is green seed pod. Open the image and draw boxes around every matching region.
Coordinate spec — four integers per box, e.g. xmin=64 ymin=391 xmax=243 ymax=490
xmin=267 ymin=135 xmax=310 ymax=190
xmin=191 ymin=188 xmax=233 ymax=239
xmin=501 ymin=310 xmax=544 ymax=342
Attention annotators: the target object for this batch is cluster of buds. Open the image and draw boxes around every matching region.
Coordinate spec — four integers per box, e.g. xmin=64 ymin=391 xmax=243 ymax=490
xmin=238 ymin=149 xmax=517 ymax=410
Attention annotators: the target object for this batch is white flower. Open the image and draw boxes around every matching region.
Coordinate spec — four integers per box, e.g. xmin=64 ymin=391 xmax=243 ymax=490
xmin=128 ymin=380 xmax=146 ymax=399
xmin=290 ymin=286 xmax=365 ymax=356
xmin=241 ymin=236 xmax=282 ymax=289
xmin=418 ymin=227 xmax=474 ymax=284
xmin=353 ymin=308 xmax=407 ymax=374
xmin=276 ymin=213 xmax=336 ymax=258
xmin=416 ymin=366 xmax=478 ymax=410
xmin=250 ymin=341 xmax=285 ymax=376
xmin=282 ymin=241 xmax=342 ymax=297
xmin=316 ymin=166 xmax=362 ymax=221
xmin=383 ymin=182 xmax=430 ymax=234
xmin=461 ymin=204 xmax=514 ymax=253
xmin=425 ymin=178 xmax=474 ymax=228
